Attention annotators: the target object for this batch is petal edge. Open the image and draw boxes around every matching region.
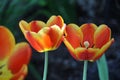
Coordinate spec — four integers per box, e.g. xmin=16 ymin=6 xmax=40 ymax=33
xmin=0 ymin=26 xmax=15 ymax=60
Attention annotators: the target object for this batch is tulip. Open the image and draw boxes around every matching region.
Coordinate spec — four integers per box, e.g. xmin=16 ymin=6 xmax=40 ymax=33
xmin=0 ymin=26 xmax=31 ymax=80
xmin=19 ymin=15 xmax=65 ymax=80
xmin=19 ymin=15 xmax=66 ymax=52
xmin=64 ymin=23 xmax=114 ymax=61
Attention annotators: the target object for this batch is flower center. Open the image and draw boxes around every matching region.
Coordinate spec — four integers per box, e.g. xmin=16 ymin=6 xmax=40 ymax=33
xmin=0 ymin=64 xmax=13 ymax=80
xmin=84 ymin=41 xmax=90 ymax=48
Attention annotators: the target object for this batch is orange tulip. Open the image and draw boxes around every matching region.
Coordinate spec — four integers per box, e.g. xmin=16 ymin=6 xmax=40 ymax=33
xmin=19 ymin=15 xmax=66 ymax=52
xmin=64 ymin=23 xmax=114 ymax=61
xmin=0 ymin=26 xmax=31 ymax=80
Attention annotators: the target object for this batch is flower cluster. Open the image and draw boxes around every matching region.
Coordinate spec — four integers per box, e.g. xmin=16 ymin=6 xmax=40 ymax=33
xmin=19 ymin=15 xmax=114 ymax=61
xmin=0 ymin=15 xmax=114 ymax=80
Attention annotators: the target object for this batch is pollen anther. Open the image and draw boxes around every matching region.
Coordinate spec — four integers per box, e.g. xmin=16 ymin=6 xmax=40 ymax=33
xmin=84 ymin=41 xmax=90 ymax=48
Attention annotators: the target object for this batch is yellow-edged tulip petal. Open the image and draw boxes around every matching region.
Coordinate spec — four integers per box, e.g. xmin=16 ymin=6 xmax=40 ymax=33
xmin=94 ymin=24 xmax=111 ymax=48
xmin=93 ymin=38 xmax=114 ymax=60
xmin=0 ymin=26 xmax=15 ymax=60
xmin=63 ymin=38 xmax=79 ymax=60
xmin=19 ymin=20 xmax=30 ymax=33
xmin=25 ymin=31 xmax=43 ymax=51
xmin=37 ymin=27 xmax=53 ymax=50
xmin=47 ymin=15 xmax=64 ymax=29
xmin=8 ymin=42 xmax=31 ymax=74
xmin=26 ymin=30 xmax=52 ymax=52
xmin=48 ymin=25 xmax=64 ymax=49
xmin=65 ymin=24 xmax=83 ymax=49
xmin=75 ymin=48 xmax=99 ymax=61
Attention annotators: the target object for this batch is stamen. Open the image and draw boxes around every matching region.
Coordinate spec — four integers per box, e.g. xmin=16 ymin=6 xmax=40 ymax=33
xmin=84 ymin=41 xmax=90 ymax=48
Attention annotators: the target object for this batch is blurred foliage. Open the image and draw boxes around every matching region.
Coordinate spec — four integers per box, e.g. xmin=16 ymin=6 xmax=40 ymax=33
xmin=0 ymin=0 xmax=36 ymax=31
xmin=28 ymin=0 xmax=78 ymax=23
xmin=0 ymin=0 xmax=38 ymax=42
xmin=0 ymin=0 xmax=78 ymax=41
xmin=46 ymin=0 xmax=77 ymax=23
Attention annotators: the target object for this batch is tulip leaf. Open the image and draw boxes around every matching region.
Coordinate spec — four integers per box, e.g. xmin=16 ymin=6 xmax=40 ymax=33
xmin=96 ymin=54 xmax=109 ymax=80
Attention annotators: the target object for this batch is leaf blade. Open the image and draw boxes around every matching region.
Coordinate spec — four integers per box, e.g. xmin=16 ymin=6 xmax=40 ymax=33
xmin=96 ymin=54 xmax=109 ymax=80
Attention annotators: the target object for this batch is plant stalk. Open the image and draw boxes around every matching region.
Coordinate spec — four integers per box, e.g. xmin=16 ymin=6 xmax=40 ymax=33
xmin=83 ymin=60 xmax=88 ymax=80
xmin=43 ymin=52 xmax=48 ymax=80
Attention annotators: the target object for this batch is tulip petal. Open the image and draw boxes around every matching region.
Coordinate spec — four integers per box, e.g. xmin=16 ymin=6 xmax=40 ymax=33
xmin=75 ymin=48 xmax=99 ymax=61
xmin=19 ymin=20 xmax=30 ymax=34
xmin=11 ymin=65 xmax=27 ymax=80
xmin=93 ymin=38 xmax=114 ymax=61
xmin=8 ymin=42 xmax=31 ymax=74
xmin=80 ymin=23 xmax=97 ymax=47
xmin=26 ymin=27 xmax=52 ymax=52
xmin=94 ymin=24 xmax=111 ymax=48
xmin=47 ymin=15 xmax=64 ymax=28
xmin=0 ymin=26 xmax=15 ymax=60
xmin=63 ymin=38 xmax=79 ymax=60
xmin=25 ymin=32 xmax=44 ymax=52
xmin=48 ymin=25 xmax=63 ymax=49
xmin=29 ymin=21 xmax=46 ymax=33
xmin=37 ymin=27 xmax=52 ymax=51
xmin=52 ymin=24 xmax=66 ymax=49
xmin=65 ymin=24 xmax=83 ymax=49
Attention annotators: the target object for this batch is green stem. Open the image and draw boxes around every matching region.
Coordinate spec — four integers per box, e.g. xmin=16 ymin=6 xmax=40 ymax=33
xmin=83 ymin=61 xmax=88 ymax=80
xmin=43 ymin=52 xmax=48 ymax=80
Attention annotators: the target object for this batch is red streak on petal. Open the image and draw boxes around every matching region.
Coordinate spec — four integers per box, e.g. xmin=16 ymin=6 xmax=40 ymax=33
xmin=76 ymin=48 xmax=98 ymax=61
xmin=80 ymin=23 xmax=97 ymax=47
xmin=30 ymin=21 xmax=45 ymax=33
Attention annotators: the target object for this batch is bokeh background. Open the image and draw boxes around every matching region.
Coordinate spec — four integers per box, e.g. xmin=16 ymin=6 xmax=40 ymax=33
xmin=0 ymin=0 xmax=120 ymax=80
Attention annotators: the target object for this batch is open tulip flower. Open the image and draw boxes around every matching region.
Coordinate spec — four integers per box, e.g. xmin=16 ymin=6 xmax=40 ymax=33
xmin=19 ymin=15 xmax=66 ymax=52
xmin=64 ymin=23 xmax=114 ymax=61
xmin=0 ymin=26 xmax=31 ymax=80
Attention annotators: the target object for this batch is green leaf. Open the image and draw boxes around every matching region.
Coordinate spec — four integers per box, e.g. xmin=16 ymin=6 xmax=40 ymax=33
xmin=96 ymin=54 xmax=109 ymax=80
